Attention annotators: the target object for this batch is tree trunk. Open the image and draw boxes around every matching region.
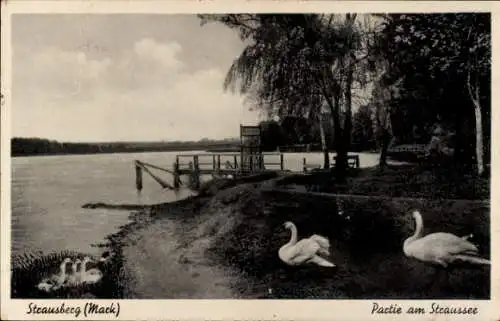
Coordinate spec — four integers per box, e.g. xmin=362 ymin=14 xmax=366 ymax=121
xmin=379 ymin=129 xmax=391 ymax=168
xmin=335 ymin=56 xmax=354 ymax=181
xmin=473 ymin=103 xmax=484 ymax=176
xmin=329 ymin=90 xmax=341 ymax=148
xmin=467 ymin=70 xmax=484 ymax=176
xmin=318 ymin=113 xmax=330 ymax=169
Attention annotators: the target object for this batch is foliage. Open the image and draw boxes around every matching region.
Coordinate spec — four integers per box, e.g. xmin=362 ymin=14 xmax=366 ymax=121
xmin=373 ymin=13 xmax=491 ymax=168
xmin=259 ymin=120 xmax=285 ymax=151
xmin=199 ymin=13 xmax=491 ymax=172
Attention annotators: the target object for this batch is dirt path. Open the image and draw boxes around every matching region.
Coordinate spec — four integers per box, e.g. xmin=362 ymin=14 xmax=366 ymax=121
xmin=117 ymin=195 xmax=253 ymax=299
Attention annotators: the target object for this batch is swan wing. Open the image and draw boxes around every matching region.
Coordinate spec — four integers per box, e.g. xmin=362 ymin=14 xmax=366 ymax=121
xmin=450 ymin=254 xmax=490 ymax=265
xmin=423 ymin=232 xmax=479 ymax=254
xmin=285 ymin=239 xmax=321 ymax=264
xmin=410 ymin=232 xmax=480 ymax=265
xmin=309 ymin=255 xmax=336 ymax=267
xmin=308 ymin=234 xmax=330 ymax=249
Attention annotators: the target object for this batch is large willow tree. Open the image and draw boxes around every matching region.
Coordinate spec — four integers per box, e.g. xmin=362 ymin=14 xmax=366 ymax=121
xmin=199 ymin=14 xmax=373 ymax=177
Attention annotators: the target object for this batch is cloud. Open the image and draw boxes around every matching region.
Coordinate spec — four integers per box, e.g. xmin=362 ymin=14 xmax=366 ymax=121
xmin=133 ymin=38 xmax=183 ymax=71
xmin=14 ymin=46 xmax=112 ymax=101
xmin=12 ymin=37 xmax=259 ymax=142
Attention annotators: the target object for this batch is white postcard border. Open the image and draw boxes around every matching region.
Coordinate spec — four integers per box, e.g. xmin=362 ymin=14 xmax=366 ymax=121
xmin=1 ymin=1 xmax=499 ymax=320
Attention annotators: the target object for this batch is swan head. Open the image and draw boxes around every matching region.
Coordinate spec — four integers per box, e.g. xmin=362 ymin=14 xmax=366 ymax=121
xmin=412 ymin=210 xmax=421 ymax=219
xmin=83 ymin=256 xmax=94 ymax=263
xmin=60 ymin=257 xmax=72 ymax=268
xmin=72 ymin=259 xmax=81 ymax=270
xmin=283 ymin=221 xmax=294 ymax=230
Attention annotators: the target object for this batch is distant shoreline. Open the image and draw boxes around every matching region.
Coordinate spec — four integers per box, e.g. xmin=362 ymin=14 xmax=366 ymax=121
xmin=10 ymin=137 xmax=240 ymax=158
xmin=11 ymin=148 xmax=214 ymax=158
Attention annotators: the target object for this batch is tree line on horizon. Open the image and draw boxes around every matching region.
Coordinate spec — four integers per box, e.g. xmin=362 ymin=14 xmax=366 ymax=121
xmin=10 ymin=137 xmax=241 ymax=157
xmin=200 ymin=13 xmax=491 ymax=178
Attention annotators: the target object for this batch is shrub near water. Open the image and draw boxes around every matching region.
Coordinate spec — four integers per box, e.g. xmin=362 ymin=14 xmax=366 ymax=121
xmin=11 ymin=249 xmax=118 ymax=299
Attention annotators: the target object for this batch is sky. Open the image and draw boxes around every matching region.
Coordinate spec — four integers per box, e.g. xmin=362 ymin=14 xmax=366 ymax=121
xmin=12 ymin=14 xmax=261 ymax=142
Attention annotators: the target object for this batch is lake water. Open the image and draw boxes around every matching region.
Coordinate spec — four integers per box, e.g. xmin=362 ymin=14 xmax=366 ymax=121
xmin=11 ymin=151 xmax=381 ymax=258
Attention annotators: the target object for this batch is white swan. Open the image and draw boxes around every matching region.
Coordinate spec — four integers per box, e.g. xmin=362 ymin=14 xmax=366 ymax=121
xmin=80 ymin=256 xmax=103 ymax=284
xmin=403 ymin=211 xmax=490 ymax=267
xmin=278 ymin=221 xmax=335 ymax=267
xmin=66 ymin=259 xmax=82 ymax=287
xmin=36 ymin=257 xmax=72 ymax=292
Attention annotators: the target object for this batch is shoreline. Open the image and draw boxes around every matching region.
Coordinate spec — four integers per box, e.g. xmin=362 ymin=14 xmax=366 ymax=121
xmin=99 ymin=165 xmax=489 ymax=299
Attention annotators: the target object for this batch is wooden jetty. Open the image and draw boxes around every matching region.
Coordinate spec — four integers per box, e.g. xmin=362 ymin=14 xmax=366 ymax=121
xmin=134 ymin=152 xmax=285 ymax=191
xmin=135 ymin=152 xmax=363 ymax=191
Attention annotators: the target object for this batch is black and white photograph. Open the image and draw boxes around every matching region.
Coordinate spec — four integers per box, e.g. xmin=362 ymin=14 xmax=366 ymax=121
xmin=1 ymin=1 xmax=498 ymax=320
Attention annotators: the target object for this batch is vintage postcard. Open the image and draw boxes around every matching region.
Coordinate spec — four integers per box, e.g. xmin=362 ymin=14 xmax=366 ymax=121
xmin=1 ymin=0 xmax=499 ymax=320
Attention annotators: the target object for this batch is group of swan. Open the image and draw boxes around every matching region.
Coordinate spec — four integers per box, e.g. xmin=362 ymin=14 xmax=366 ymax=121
xmin=279 ymin=210 xmax=490 ymax=271
xmin=37 ymin=256 xmax=105 ymax=293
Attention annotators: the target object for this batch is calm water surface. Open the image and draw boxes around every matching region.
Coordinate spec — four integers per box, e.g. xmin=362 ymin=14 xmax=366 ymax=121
xmin=11 ymin=151 xmax=380 ymax=257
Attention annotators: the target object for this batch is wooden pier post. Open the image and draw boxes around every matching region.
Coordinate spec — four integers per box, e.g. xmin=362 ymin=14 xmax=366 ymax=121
xmin=303 ymin=158 xmax=307 ymax=173
xmin=233 ymin=155 xmax=238 ymax=170
xmin=135 ymin=161 xmax=143 ymax=191
xmin=193 ymin=155 xmax=201 ymax=189
xmin=173 ymin=161 xmax=180 ymax=189
xmin=280 ymin=153 xmax=284 ymax=171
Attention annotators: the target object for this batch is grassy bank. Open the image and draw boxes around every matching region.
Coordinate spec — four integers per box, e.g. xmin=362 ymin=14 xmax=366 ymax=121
xmin=108 ymin=164 xmax=490 ymax=299
xmin=12 ymin=164 xmax=489 ymax=299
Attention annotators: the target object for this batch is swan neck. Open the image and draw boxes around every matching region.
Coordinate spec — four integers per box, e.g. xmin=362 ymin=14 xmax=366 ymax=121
xmin=412 ymin=213 xmax=424 ymax=239
xmin=59 ymin=262 xmax=67 ymax=278
xmin=288 ymin=224 xmax=298 ymax=245
xmin=81 ymin=261 xmax=88 ymax=276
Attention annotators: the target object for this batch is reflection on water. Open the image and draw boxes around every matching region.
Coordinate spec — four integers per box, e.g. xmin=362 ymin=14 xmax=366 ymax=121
xmin=11 ymin=151 xmax=380 ymax=257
